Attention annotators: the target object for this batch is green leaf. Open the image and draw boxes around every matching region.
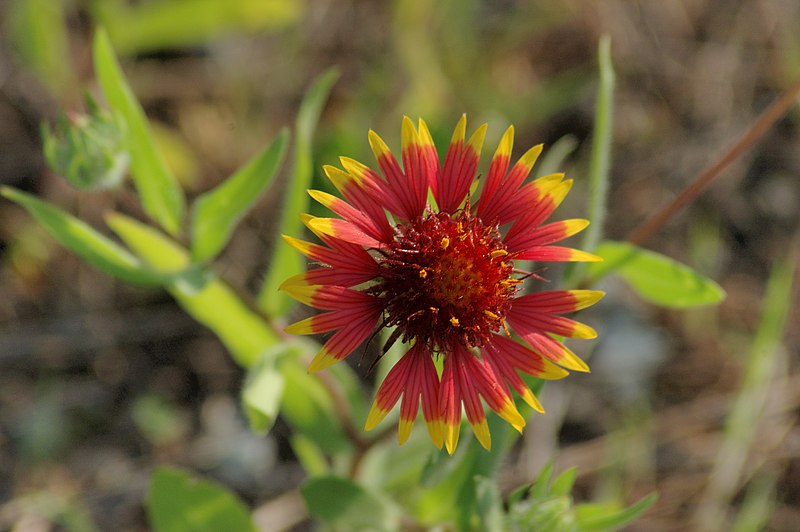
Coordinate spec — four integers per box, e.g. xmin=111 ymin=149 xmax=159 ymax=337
xmin=147 ymin=467 xmax=256 ymax=532
xmin=106 ymin=212 xmax=279 ymax=367
xmin=241 ymin=344 xmax=293 ymax=434
xmin=105 ymin=211 xmax=190 ymax=274
xmin=290 ymin=434 xmax=329 ymax=476
xmin=301 ymin=476 xmax=399 ymax=531
xmin=93 ymin=28 xmax=185 ymax=236
xmin=259 ymin=68 xmax=339 ymax=317
xmin=6 ymin=0 xmax=72 ymax=92
xmin=550 ymin=468 xmax=577 ymax=497
xmin=576 ymin=493 xmax=657 ymax=531
xmin=1 ymin=187 xmax=162 ymax=285
xmin=587 ymin=240 xmax=726 ymax=308
xmin=191 ymin=130 xmax=288 ymax=262
xmin=279 ymin=360 xmax=349 ymax=453
xmin=474 ymin=476 xmax=504 ymax=532
xmin=93 ymin=0 xmax=301 ymax=55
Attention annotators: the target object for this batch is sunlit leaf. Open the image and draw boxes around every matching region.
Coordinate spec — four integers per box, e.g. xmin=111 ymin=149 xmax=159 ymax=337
xmin=106 ymin=212 xmax=278 ymax=367
xmin=301 ymin=476 xmax=400 ymax=531
xmin=1 ymin=187 xmax=162 ymax=285
xmin=6 ymin=0 xmax=72 ymax=91
xmin=576 ymin=493 xmax=658 ymax=531
xmin=191 ymin=130 xmax=288 ymax=262
xmin=148 ymin=468 xmax=256 ymax=532
xmin=241 ymin=344 xmax=293 ymax=434
xmin=588 ymin=240 xmax=726 ymax=308
xmin=93 ymin=28 xmax=185 ymax=236
xmin=259 ymin=68 xmax=339 ymax=317
xmin=550 ymin=468 xmax=577 ymax=497
xmin=94 ymin=0 xmax=301 ymax=55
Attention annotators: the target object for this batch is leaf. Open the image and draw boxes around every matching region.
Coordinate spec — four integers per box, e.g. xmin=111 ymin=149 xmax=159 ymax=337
xmin=474 ymin=476 xmax=504 ymax=532
xmin=241 ymin=344 xmax=294 ymax=434
xmin=290 ymin=434 xmax=329 ymax=476
xmin=191 ymin=130 xmax=288 ymax=262
xmin=1 ymin=187 xmax=162 ymax=285
xmin=279 ymin=361 xmax=349 ymax=453
xmin=259 ymin=68 xmax=339 ymax=317
xmin=576 ymin=493 xmax=658 ymax=531
xmin=147 ymin=467 xmax=256 ymax=532
xmin=93 ymin=28 xmax=185 ymax=236
xmin=588 ymin=240 xmax=726 ymax=308
xmin=106 ymin=212 xmax=279 ymax=367
xmin=93 ymin=0 xmax=301 ymax=55
xmin=105 ymin=211 xmax=190 ymax=274
xmin=550 ymin=468 xmax=577 ymax=497
xmin=300 ymin=476 xmax=399 ymax=531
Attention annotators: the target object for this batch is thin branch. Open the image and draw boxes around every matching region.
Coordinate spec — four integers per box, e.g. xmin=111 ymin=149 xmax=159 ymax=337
xmin=626 ymin=79 xmax=800 ymax=246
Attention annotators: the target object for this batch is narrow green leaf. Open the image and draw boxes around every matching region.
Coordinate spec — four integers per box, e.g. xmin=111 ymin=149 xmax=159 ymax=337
xmin=550 ymin=468 xmax=577 ymax=497
xmin=191 ymin=130 xmax=288 ymax=262
xmin=6 ymin=0 xmax=72 ymax=91
xmin=530 ymin=461 xmax=555 ymax=499
xmin=583 ymin=34 xmax=615 ymax=253
xmin=577 ymin=492 xmax=657 ymax=531
xmin=94 ymin=0 xmax=301 ymax=55
xmin=301 ymin=476 xmax=399 ymax=531
xmin=105 ymin=212 xmax=190 ymax=273
xmin=106 ymin=212 xmax=279 ymax=367
xmin=587 ymin=240 xmax=726 ymax=308
xmin=259 ymin=68 xmax=339 ymax=317
xmin=93 ymin=28 xmax=185 ymax=236
xmin=1 ymin=187 xmax=162 ymax=285
xmin=699 ymin=253 xmax=795 ymax=528
xmin=147 ymin=467 xmax=256 ymax=532
xmin=474 ymin=476 xmax=504 ymax=532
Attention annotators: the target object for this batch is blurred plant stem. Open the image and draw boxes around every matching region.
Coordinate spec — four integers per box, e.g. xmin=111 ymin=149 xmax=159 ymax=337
xmin=626 ymin=78 xmax=800 ymax=246
xmin=693 ymin=246 xmax=797 ymax=529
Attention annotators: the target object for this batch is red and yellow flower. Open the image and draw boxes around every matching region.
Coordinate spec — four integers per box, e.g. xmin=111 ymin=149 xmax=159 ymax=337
xmin=282 ymin=116 xmax=603 ymax=453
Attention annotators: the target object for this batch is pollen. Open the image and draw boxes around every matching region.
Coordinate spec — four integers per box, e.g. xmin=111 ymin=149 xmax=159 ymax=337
xmin=373 ymin=210 xmax=518 ymax=352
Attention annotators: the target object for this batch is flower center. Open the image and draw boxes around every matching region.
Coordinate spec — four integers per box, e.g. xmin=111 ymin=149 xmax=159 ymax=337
xmin=374 ymin=210 xmax=519 ymax=352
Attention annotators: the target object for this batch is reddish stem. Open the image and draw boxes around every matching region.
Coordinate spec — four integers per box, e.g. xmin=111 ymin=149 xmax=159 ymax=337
xmin=626 ymin=79 xmax=800 ymax=246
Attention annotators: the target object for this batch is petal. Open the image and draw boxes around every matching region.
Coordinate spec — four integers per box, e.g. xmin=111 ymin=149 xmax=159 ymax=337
xmin=307 ymin=217 xmax=383 ymax=248
xmin=516 ymin=246 xmax=603 ymax=262
xmin=369 ymin=129 xmax=420 ymax=220
xmin=436 ymin=115 xmax=487 ymax=213
xmin=499 ymin=174 xmax=570 ymax=228
xmin=400 ymin=116 xmax=435 ymax=218
xmin=478 ymin=143 xmax=543 ymax=223
xmin=477 ymin=125 xmax=514 ymax=215
xmin=506 ymin=319 xmax=590 ymax=372
xmin=365 ymin=344 xmax=443 ymax=448
xmin=512 ymin=290 xmax=605 ymax=314
xmin=320 ymin=166 xmax=393 ymax=241
xmin=308 ymin=311 xmax=381 ymax=372
xmin=308 ymin=189 xmax=389 ymax=244
xmin=504 ymin=219 xmax=590 ymax=254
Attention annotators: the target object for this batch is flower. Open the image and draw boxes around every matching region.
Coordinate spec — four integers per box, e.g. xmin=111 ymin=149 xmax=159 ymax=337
xmin=282 ymin=116 xmax=603 ymax=453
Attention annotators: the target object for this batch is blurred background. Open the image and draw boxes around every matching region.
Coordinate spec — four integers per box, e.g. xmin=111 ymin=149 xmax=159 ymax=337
xmin=1 ymin=0 xmax=799 ymax=530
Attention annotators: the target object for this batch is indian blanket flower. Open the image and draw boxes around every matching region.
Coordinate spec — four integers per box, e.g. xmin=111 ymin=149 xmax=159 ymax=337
xmin=281 ymin=116 xmax=603 ymax=453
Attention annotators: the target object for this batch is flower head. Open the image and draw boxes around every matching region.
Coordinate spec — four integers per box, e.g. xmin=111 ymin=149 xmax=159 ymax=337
xmin=282 ymin=116 xmax=603 ymax=453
